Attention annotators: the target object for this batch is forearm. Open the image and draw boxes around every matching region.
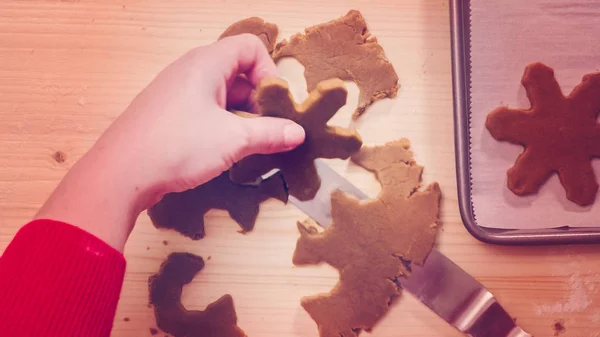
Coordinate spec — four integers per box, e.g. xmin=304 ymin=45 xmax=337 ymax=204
xmin=0 ymin=125 xmax=143 ymax=335
xmin=0 ymin=34 xmax=302 ymax=337
xmin=35 ymin=133 xmax=150 ymax=252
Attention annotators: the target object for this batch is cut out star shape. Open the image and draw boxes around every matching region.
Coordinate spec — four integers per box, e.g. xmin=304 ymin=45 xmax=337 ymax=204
xmin=486 ymin=62 xmax=600 ymax=206
xmin=292 ymin=139 xmax=441 ymax=337
xmin=149 ymin=252 xmax=247 ymax=337
xmin=229 ymin=77 xmax=363 ymax=201
xmin=147 ymin=171 xmax=287 ymax=240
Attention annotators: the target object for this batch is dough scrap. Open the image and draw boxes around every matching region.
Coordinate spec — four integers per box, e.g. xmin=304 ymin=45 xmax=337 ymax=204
xmin=148 ymin=252 xmax=247 ymax=337
xmin=486 ymin=62 xmax=600 ymax=206
xmin=148 ymin=171 xmax=287 ymax=240
xmin=292 ymin=139 xmax=441 ymax=337
xmin=219 ymin=17 xmax=279 ymax=53
xmin=229 ymin=77 xmax=363 ymax=201
xmin=272 ymin=10 xmax=399 ymax=119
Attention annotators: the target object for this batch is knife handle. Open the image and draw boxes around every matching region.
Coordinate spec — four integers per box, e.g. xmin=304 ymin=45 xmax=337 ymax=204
xmin=456 ymin=289 xmax=532 ymax=337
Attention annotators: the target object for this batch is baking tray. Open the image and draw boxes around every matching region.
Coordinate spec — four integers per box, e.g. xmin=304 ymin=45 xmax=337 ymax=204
xmin=449 ymin=0 xmax=600 ymax=245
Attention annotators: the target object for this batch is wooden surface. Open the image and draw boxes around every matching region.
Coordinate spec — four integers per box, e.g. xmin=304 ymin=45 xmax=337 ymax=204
xmin=1 ymin=1 xmax=599 ymax=336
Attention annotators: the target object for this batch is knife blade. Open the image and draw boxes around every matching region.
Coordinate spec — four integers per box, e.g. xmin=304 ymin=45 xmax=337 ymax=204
xmin=286 ymin=159 xmax=532 ymax=337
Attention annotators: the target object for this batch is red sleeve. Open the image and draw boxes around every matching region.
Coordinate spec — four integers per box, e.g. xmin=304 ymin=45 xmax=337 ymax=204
xmin=0 ymin=219 xmax=126 ymax=337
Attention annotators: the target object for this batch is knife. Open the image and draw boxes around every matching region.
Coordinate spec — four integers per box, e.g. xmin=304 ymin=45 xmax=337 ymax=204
xmin=284 ymin=159 xmax=533 ymax=337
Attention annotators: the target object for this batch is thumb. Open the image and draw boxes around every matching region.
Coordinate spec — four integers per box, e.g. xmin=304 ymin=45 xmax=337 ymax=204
xmin=236 ymin=116 xmax=305 ymax=158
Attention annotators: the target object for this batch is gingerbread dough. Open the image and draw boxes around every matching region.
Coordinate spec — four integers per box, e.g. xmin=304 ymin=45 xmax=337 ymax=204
xmin=292 ymin=139 xmax=441 ymax=337
xmin=148 ymin=171 xmax=287 ymax=240
xmin=148 ymin=252 xmax=247 ymax=337
xmin=219 ymin=17 xmax=279 ymax=53
xmin=272 ymin=10 xmax=399 ymax=119
xmin=486 ymin=62 xmax=600 ymax=206
xmin=229 ymin=77 xmax=363 ymax=201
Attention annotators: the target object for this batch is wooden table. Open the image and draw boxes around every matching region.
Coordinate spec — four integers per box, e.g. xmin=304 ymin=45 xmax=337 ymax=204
xmin=1 ymin=1 xmax=599 ymax=336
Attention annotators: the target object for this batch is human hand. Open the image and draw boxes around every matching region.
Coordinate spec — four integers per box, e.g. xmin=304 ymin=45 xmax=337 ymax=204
xmin=98 ymin=33 xmax=306 ymax=205
xmin=35 ymin=34 xmax=305 ymax=252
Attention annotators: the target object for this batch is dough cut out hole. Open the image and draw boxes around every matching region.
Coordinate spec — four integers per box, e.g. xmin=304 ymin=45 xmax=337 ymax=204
xmin=327 ymin=80 xmax=358 ymax=128
xmin=276 ymin=57 xmax=308 ymax=102
xmin=346 ymin=158 xmax=382 ymax=198
xmin=350 ymin=94 xmax=396 ymax=131
xmin=516 ymin=82 xmax=530 ymax=109
xmin=180 ymin=273 xmax=225 ymax=312
xmin=276 ymin=57 xmax=359 ymax=129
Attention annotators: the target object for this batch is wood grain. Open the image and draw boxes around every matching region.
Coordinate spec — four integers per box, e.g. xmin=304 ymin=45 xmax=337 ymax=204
xmin=0 ymin=1 xmax=599 ymax=337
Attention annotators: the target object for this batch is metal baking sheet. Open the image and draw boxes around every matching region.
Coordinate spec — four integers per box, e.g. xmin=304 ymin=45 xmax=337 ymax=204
xmin=449 ymin=0 xmax=600 ymax=244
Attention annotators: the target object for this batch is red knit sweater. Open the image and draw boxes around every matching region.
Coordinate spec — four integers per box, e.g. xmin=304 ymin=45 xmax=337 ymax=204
xmin=0 ymin=219 xmax=126 ymax=337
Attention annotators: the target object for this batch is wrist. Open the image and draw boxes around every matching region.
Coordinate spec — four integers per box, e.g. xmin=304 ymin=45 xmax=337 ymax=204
xmin=35 ymin=141 xmax=145 ymax=252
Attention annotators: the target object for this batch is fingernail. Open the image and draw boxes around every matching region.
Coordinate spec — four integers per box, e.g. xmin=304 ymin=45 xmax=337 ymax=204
xmin=283 ymin=123 xmax=305 ymax=149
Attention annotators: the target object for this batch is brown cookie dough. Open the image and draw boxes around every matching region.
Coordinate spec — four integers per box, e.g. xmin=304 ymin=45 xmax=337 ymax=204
xmin=148 ymin=171 xmax=287 ymax=240
xmin=272 ymin=10 xmax=399 ymax=119
xmin=292 ymin=139 xmax=441 ymax=337
xmin=219 ymin=17 xmax=278 ymax=53
xmin=486 ymin=62 xmax=600 ymax=206
xmin=229 ymin=77 xmax=363 ymax=201
xmin=149 ymin=252 xmax=247 ymax=337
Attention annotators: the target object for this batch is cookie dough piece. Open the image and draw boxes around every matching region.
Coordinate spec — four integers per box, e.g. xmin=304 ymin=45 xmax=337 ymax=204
xmin=272 ymin=10 xmax=399 ymax=119
xmin=219 ymin=17 xmax=279 ymax=53
xmin=148 ymin=252 xmax=247 ymax=337
xmin=486 ymin=62 xmax=600 ymax=206
xmin=292 ymin=139 xmax=441 ymax=337
xmin=148 ymin=171 xmax=287 ymax=240
xmin=229 ymin=77 xmax=363 ymax=201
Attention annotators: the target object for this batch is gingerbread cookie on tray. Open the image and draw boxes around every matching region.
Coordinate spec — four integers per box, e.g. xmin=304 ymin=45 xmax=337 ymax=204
xmin=486 ymin=62 xmax=600 ymax=206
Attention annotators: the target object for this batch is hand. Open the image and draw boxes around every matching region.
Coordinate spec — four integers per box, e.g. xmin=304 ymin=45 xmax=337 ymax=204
xmin=35 ymin=34 xmax=305 ymax=252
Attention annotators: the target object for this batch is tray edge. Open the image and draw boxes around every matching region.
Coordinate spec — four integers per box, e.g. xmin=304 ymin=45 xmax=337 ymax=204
xmin=449 ymin=0 xmax=600 ymax=245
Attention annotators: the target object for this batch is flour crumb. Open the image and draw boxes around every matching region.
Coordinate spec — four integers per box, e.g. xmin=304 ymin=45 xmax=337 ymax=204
xmin=77 ymin=96 xmax=86 ymax=106
xmin=534 ymin=273 xmax=593 ymax=316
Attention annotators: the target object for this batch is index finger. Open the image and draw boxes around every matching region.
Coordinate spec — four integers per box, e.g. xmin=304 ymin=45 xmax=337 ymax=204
xmin=209 ymin=34 xmax=278 ymax=88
